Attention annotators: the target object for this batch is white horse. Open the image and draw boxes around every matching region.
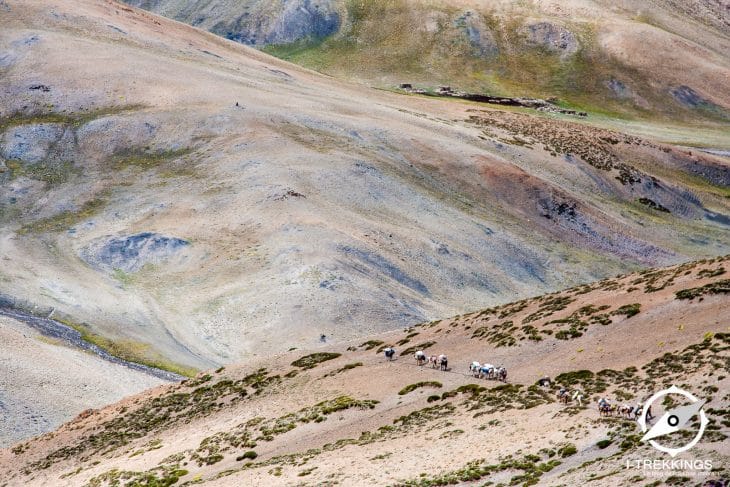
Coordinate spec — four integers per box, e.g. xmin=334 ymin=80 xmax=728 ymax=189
xmin=428 ymin=356 xmax=439 ymax=368
xmin=469 ymin=361 xmax=481 ymax=377
xmin=572 ymin=390 xmax=583 ymax=406
xmin=438 ymin=354 xmax=448 ymax=371
xmin=414 ymin=351 xmax=426 ymax=366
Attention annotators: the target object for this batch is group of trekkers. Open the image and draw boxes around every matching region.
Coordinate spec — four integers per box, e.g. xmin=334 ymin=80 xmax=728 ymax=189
xmin=382 ymin=347 xmax=507 ymax=380
xmin=383 ymin=350 xmax=653 ymax=420
xmin=382 ymin=347 xmax=449 ymax=370
xmin=415 ymin=350 xmax=448 ymax=371
xmin=597 ymin=396 xmax=653 ymax=421
xmin=541 ymin=376 xmax=654 ymax=420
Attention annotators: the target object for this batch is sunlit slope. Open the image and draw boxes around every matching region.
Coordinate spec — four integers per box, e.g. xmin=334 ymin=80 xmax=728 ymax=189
xmin=2 ymin=256 xmax=728 ymax=486
xmin=0 ymin=0 xmax=728 ymax=374
xmin=125 ymin=0 xmax=730 ymax=123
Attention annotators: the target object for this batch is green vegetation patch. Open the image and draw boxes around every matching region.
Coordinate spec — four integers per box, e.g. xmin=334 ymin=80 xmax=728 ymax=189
xmin=400 ymin=341 xmax=437 ymax=356
xmin=675 ymin=279 xmax=730 ymax=300
xmin=324 ymin=362 xmax=363 ymax=377
xmin=472 ymin=320 xmax=517 ymax=347
xmin=185 ymin=396 xmax=378 ymax=465
xmin=698 ymin=267 xmax=725 ymax=278
xmin=110 ymin=147 xmax=192 ymax=171
xmin=610 ymin=303 xmax=641 ymax=318
xmin=86 ymin=465 xmax=188 ymax=487
xmin=459 ymin=384 xmax=554 ymax=413
xmin=395 ymin=451 xmax=562 ymax=487
xmin=0 ymin=105 xmax=146 ymax=132
xmin=522 ymin=295 xmax=575 ymax=323
xmin=18 ymin=195 xmax=108 ymax=234
xmin=31 ymin=368 xmax=282 ymax=470
xmin=291 ymin=352 xmax=342 ymax=369
xmin=57 ymin=318 xmax=197 ymax=377
xmin=359 ymin=339 xmax=384 ymax=350
xmin=638 ymin=197 xmax=670 ymax=213
xmin=398 ymin=381 xmax=443 ymax=395
xmin=596 ymin=439 xmax=612 ymax=449
xmin=237 ymin=451 xmax=258 ymax=461
xmin=5 ymin=160 xmax=80 ymax=186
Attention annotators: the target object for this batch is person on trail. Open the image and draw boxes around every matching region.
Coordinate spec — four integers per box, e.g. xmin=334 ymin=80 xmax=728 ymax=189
xmin=320 ymin=334 xmax=327 ymax=343
xmin=646 ymin=404 xmax=654 ymax=421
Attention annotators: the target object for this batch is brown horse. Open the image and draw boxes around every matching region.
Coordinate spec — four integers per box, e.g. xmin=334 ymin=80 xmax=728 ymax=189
xmin=598 ymin=402 xmax=613 ymax=416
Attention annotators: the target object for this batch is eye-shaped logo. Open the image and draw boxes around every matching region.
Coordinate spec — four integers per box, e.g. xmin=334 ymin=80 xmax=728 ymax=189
xmin=639 ymin=385 xmax=709 ymax=457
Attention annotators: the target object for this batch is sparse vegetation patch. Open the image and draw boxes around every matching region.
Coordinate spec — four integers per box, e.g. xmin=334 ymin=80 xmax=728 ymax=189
xmin=398 ymin=381 xmax=443 ymax=395
xmin=291 ymin=352 xmax=342 ymax=369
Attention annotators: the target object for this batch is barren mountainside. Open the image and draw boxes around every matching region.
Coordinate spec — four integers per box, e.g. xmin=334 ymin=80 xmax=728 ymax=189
xmin=2 ymin=0 xmax=729 ymax=370
xmin=122 ymin=0 xmax=730 ymax=121
xmin=0 ymin=0 xmax=729 ymax=463
xmin=1 ymin=256 xmax=728 ymax=486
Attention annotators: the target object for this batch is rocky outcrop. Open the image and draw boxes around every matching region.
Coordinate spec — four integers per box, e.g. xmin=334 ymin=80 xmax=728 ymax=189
xmin=605 ymin=79 xmax=631 ymax=99
xmin=403 ymin=85 xmax=587 ymax=116
xmin=454 ymin=10 xmax=498 ymax=58
xmin=670 ymin=85 xmax=712 ymax=108
xmin=0 ymin=123 xmax=72 ymax=164
xmin=521 ymin=21 xmax=579 ymax=57
xmin=81 ymin=232 xmax=190 ymax=273
xmin=124 ymin=0 xmax=341 ymax=46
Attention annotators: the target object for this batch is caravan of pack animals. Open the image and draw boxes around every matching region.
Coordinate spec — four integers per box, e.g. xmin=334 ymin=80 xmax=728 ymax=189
xmin=385 ymin=334 xmax=650 ymax=422
xmin=1 ymin=0 xmax=729 ymax=485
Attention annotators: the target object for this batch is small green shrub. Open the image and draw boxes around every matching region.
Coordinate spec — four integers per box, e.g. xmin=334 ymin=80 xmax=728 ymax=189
xmin=237 ymin=451 xmax=258 ymax=461
xmin=398 ymin=381 xmax=442 ymax=395
xmin=558 ymin=443 xmax=577 ymax=457
xmin=676 ymin=280 xmax=730 ymax=300
xmin=611 ymin=303 xmax=641 ymax=318
xmin=400 ymin=341 xmax=437 ymax=356
xmin=291 ymin=352 xmax=341 ymax=369
xmin=596 ymin=439 xmax=612 ymax=449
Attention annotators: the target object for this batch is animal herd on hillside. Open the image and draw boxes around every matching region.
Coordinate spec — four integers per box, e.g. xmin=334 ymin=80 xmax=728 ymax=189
xmin=381 ymin=347 xmax=653 ymax=421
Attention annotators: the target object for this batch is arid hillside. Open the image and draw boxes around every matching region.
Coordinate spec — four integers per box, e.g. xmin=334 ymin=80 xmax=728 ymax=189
xmin=123 ymin=0 xmax=730 ymax=122
xmin=2 ymin=0 xmax=729 ymax=378
xmin=1 ymin=256 xmax=728 ymax=486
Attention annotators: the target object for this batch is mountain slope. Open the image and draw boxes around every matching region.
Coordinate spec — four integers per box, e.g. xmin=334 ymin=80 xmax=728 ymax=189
xmin=2 ymin=256 xmax=728 ymax=486
xmin=1 ymin=0 xmax=729 ymax=376
xmin=122 ymin=0 xmax=730 ymax=122
xmin=0 ymin=313 xmax=166 ymax=448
